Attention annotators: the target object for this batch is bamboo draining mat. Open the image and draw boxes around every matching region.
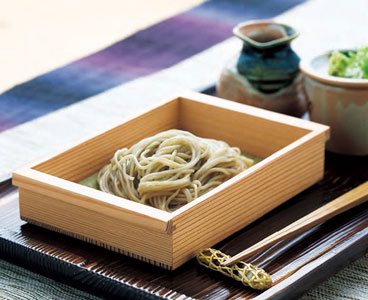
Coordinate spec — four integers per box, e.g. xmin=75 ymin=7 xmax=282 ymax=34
xmin=1 ymin=152 xmax=367 ymax=299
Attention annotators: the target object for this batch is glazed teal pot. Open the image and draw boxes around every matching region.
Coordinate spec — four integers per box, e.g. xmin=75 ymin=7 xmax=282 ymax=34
xmin=217 ymin=20 xmax=307 ymax=117
xmin=234 ymin=20 xmax=300 ymax=93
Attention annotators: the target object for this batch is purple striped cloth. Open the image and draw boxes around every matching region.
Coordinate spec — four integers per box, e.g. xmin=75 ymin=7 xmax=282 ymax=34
xmin=0 ymin=0 xmax=306 ymax=133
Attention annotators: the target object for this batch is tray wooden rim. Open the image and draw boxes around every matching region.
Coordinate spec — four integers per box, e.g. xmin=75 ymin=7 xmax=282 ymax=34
xmin=11 ymin=91 xmax=330 ymax=270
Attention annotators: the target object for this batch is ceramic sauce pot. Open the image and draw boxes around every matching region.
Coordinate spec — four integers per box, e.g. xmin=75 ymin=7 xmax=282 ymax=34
xmin=217 ymin=20 xmax=307 ymax=117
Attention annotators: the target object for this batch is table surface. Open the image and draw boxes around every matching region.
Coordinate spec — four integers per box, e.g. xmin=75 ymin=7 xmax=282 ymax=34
xmin=1 ymin=0 xmax=368 ymax=299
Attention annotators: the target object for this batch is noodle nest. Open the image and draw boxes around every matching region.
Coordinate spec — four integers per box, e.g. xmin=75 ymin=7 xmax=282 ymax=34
xmin=97 ymin=129 xmax=253 ymax=212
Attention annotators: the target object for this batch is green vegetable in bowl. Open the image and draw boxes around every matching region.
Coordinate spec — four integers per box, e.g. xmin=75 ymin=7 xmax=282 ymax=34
xmin=328 ymin=47 xmax=368 ymax=79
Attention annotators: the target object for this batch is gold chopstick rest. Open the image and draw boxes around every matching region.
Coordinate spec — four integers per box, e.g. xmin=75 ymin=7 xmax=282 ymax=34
xmin=196 ymin=248 xmax=272 ymax=290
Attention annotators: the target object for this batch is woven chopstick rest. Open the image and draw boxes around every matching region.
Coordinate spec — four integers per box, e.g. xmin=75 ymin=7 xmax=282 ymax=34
xmin=196 ymin=248 xmax=272 ymax=290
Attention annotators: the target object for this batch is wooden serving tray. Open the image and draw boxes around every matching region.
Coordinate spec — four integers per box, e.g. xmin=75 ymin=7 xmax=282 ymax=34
xmin=1 ymin=152 xmax=368 ymax=299
xmin=12 ymin=92 xmax=329 ymax=270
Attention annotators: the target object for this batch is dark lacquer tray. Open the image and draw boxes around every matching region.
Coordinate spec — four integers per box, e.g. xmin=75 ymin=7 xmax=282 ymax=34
xmin=1 ymin=151 xmax=367 ymax=300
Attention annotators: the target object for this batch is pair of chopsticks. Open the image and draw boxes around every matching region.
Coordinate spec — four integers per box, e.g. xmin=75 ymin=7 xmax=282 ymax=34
xmin=222 ymin=181 xmax=368 ymax=266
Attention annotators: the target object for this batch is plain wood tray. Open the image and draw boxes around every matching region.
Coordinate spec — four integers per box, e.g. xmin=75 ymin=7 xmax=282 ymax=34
xmin=12 ymin=92 xmax=329 ymax=270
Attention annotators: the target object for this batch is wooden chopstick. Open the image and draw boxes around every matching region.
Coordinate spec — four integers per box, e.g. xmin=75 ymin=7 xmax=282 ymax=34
xmin=222 ymin=181 xmax=368 ymax=266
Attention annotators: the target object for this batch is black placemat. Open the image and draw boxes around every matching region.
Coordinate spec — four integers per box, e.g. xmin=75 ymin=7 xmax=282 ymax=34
xmin=1 ymin=152 xmax=367 ymax=299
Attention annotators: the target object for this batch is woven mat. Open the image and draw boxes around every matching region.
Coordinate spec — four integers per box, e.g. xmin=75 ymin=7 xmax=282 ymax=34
xmin=0 ymin=259 xmax=100 ymax=300
xmin=1 ymin=254 xmax=367 ymax=300
xmin=302 ymin=253 xmax=368 ymax=300
xmin=1 ymin=0 xmax=368 ymax=299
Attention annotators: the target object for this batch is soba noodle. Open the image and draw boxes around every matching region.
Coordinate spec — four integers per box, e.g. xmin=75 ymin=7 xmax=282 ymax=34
xmin=97 ymin=129 xmax=253 ymax=212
